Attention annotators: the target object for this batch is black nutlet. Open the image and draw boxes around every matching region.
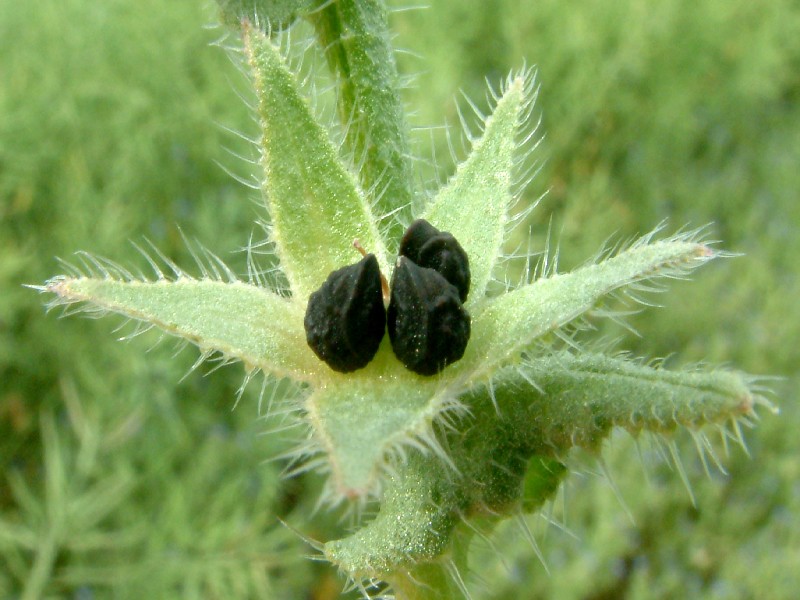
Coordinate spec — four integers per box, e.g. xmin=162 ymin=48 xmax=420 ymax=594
xmin=399 ymin=219 xmax=470 ymax=302
xmin=304 ymin=254 xmax=386 ymax=373
xmin=388 ymin=257 xmax=471 ymax=376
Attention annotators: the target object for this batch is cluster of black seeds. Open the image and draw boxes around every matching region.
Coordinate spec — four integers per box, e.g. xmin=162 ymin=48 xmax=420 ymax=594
xmin=304 ymin=220 xmax=471 ymax=375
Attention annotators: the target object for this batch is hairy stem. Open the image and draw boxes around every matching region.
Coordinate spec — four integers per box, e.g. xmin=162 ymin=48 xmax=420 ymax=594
xmin=308 ymin=0 xmax=416 ymax=243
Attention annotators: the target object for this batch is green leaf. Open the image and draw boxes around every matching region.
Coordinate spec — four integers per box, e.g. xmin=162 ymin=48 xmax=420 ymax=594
xmin=499 ymin=351 xmax=763 ymax=452
xmin=307 ymin=365 xmax=442 ymax=495
xmin=423 ymin=73 xmax=530 ymax=304
xmin=455 ymin=236 xmax=715 ymax=383
xmin=243 ymin=22 xmax=388 ymax=298
xmin=45 ymin=276 xmax=317 ymax=381
xmin=325 ymin=350 xmax=762 ymax=581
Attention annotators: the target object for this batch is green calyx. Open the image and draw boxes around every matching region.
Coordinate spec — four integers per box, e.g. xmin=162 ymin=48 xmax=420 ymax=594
xmin=37 ymin=0 xmax=772 ymax=595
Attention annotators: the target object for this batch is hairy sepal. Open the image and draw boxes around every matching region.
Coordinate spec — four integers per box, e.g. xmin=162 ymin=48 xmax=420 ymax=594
xmin=306 ymin=361 xmax=445 ymax=496
xmin=325 ymin=350 xmax=763 ymax=583
xmin=423 ymin=73 xmax=531 ymax=304
xmin=497 ymin=351 xmax=760 ymax=454
xmin=455 ymin=237 xmax=715 ymax=384
xmin=45 ymin=276 xmax=316 ymax=381
xmin=243 ymin=22 xmax=388 ymax=298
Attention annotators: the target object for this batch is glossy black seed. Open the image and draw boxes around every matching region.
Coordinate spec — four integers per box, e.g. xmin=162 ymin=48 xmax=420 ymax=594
xmin=388 ymin=257 xmax=471 ymax=376
xmin=399 ymin=219 xmax=470 ymax=302
xmin=304 ymin=254 xmax=386 ymax=373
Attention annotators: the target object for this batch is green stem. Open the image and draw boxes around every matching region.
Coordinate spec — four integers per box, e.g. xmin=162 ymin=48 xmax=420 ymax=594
xmin=22 ymin=532 xmax=57 ymax=600
xmin=308 ymin=0 xmax=416 ymax=244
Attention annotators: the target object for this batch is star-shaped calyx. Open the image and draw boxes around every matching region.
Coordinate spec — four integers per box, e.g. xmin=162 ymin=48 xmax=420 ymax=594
xmin=39 ymin=21 xmax=767 ymax=580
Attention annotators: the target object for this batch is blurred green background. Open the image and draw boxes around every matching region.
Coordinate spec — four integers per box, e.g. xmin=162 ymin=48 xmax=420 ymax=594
xmin=1 ymin=0 xmax=797 ymax=598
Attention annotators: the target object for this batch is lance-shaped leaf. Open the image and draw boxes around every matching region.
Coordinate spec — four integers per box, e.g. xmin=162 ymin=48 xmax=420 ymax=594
xmin=44 ymin=275 xmax=316 ymax=381
xmin=454 ymin=235 xmax=715 ymax=383
xmin=497 ymin=352 xmax=768 ymax=455
xmin=242 ymin=22 xmax=387 ymax=297
xmin=325 ymin=351 xmax=765 ymax=583
xmin=423 ymin=73 xmax=532 ymax=304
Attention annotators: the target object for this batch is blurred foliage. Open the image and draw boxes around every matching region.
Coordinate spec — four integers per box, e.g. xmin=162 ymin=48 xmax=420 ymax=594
xmin=1 ymin=0 xmax=797 ymax=598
